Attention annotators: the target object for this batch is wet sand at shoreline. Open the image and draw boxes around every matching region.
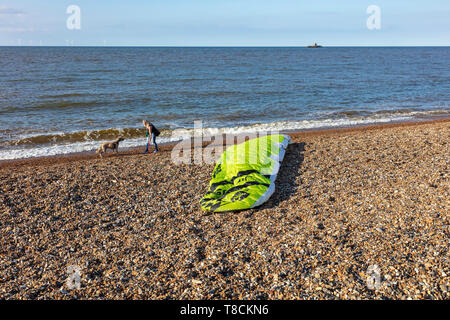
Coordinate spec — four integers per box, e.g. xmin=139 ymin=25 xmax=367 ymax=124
xmin=0 ymin=119 xmax=449 ymax=299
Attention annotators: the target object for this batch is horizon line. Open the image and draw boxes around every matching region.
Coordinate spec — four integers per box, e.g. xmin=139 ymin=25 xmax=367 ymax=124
xmin=1 ymin=45 xmax=450 ymax=48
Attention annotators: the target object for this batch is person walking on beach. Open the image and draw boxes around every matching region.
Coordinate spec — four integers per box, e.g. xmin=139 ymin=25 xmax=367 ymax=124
xmin=142 ymin=120 xmax=160 ymax=153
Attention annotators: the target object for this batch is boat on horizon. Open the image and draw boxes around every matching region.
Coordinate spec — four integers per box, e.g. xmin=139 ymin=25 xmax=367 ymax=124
xmin=307 ymin=43 xmax=323 ymax=48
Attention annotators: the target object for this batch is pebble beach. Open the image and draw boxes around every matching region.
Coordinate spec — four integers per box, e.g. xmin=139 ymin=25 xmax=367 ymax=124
xmin=0 ymin=119 xmax=448 ymax=300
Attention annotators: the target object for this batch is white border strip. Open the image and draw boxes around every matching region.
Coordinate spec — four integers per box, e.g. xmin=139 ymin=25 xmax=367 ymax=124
xmin=251 ymin=135 xmax=291 ymax=208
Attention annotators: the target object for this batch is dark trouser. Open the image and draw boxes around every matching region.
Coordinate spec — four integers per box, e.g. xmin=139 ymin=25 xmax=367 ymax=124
xmin=145 ymin=133 xmax=158 ymax=152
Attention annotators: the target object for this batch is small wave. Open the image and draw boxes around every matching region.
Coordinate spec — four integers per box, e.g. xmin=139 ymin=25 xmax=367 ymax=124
xmin=0 ymin=137 xmax=158 ymax=160
xmin=329 ymin=110 xmax=370 ymax=118
xmin=373 ymin=108 xmax=450 ymax=116
xmin=0 ymin=105 xmax=26 ymax=114
xmin=83 ymin=69 xmax=120 ymax=73
xmin=38 ymin=93 xmax=84 ymax=99
xmin=0 ymin=109 xmax=448 ymax=160
xmin=1 ymin=127 xmax=154 ymax=147
xmin=321 ymin=108 xmax=450 ymax=119
xmin=174 ymin=78 xmax=203 ymax=82
xmin=31 ymin=101 xmax=105 ymax=110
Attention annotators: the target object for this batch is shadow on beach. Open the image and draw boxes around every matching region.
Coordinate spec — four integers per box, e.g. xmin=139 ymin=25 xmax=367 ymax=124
xmin=261 ymin=142 xmax=306 ymax=210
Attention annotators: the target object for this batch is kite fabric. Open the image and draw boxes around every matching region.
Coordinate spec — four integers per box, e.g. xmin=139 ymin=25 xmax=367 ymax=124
xmin=200 ymin=134 xmax=290 ymax=213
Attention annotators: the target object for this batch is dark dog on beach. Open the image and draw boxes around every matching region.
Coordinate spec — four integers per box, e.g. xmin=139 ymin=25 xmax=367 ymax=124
xmin=96 ymin=137 xmax=124 ymax=158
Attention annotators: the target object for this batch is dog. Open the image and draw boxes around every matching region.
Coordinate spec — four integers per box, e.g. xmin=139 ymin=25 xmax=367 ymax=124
xmin=96 ymin=137 xmax=124 ymax=158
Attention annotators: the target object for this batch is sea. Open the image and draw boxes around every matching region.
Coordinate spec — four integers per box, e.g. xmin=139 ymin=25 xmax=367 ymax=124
xmin=0 ymin=46 xmax=449 ymax=160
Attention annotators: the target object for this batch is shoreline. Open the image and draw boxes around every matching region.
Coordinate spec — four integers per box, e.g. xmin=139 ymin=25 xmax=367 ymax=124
xmin=1 ymin=117 xmax=448 ymax=299
xmin=1 ymin=117 xmax=449 ymax=169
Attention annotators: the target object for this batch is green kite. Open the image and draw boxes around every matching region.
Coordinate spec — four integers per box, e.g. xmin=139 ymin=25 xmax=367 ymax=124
xmin=200 ymin=134 xmax=290 ymax=213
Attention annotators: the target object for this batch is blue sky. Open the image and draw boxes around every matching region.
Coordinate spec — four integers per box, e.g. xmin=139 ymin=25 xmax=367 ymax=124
xmin=0 ymin=0 xmax=449 ymax=46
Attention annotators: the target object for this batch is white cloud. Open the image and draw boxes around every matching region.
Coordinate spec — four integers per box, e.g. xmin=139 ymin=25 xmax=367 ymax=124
xmin=0 ymin=6 xmax=25 ymax=16
xmin=0 ymin=6 xmax=30 ymax=33
xmin=0 ymin=27 xmax=34 ymax=32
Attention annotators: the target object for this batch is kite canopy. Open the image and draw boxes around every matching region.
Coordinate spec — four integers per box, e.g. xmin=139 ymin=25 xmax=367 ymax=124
xmin=200 ymin=134 xmax=290 ymax=213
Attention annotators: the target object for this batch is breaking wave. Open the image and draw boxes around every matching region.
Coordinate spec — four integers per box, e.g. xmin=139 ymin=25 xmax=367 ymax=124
xmin=0 ymin=109 xmax=448 ymax=160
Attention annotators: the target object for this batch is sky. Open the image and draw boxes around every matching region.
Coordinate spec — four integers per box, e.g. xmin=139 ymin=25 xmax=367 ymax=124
xmin=0 ymin=0 xmax=449 ymax=46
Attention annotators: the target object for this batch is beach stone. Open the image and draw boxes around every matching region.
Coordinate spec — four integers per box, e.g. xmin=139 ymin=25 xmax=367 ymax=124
xmin=0 ymin=120 xmax=448 ymax=299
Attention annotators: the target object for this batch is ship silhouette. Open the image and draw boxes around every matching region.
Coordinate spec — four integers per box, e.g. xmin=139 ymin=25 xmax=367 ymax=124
xmin=306 ymin=43 xmax=323 ymax=48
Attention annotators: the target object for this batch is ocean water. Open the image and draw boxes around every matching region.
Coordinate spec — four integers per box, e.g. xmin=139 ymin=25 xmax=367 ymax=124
xmin=0 ymin=46 xmax=449 ymax=160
